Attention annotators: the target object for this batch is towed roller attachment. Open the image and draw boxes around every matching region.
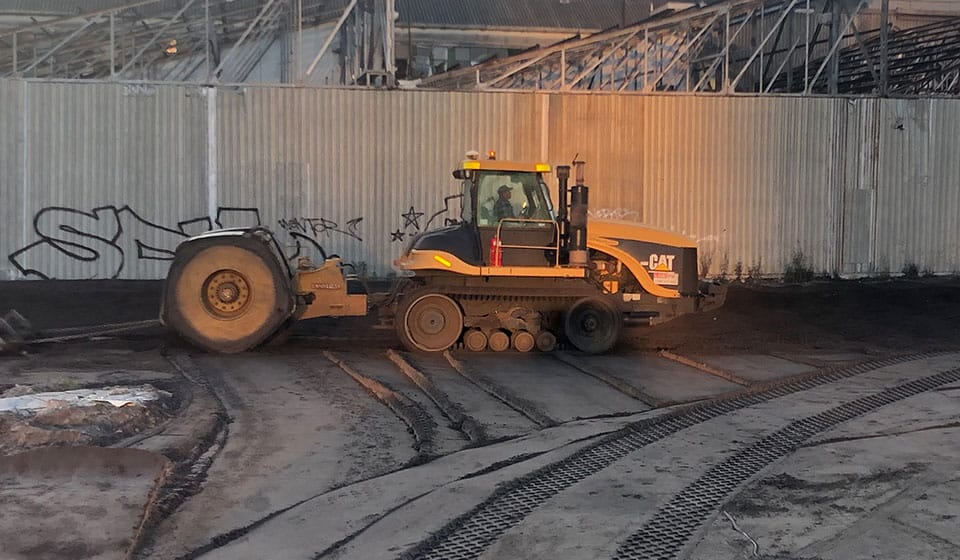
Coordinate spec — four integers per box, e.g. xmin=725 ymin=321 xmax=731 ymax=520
xmin=160 ymin=228 xmax=295 ymax=354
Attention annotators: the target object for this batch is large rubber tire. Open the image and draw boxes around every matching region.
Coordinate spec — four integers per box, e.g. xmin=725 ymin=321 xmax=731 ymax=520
xmin=564 ymin=297 xmax=622 ymax=354
xmin=162 ymin=237 xmax=293 ymax=353
xmin=397 ymin=291 xmax=463 ymax=353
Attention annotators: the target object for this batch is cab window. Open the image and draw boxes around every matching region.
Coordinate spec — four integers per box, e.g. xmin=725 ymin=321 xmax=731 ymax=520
xmin=476 ymin=171 xmax=554 ymax=227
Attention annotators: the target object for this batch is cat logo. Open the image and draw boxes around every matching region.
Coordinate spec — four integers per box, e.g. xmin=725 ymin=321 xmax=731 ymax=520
xmin=641 ymin=253 xmax=679 ymax=286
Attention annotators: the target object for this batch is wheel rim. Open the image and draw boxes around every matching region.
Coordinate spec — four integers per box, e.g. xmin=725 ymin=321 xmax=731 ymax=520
xmin=202 ymin=269 xmax=252 ymax=318
xmin=403 ymin=294 xmax=463 ymax=352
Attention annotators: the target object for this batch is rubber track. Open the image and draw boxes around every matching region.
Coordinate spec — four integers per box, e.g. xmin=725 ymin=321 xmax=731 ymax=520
xmin=446 ymin=291 xmax=579 ymax=320
xmin=399 ymin=352 xmax=947 ymax=560
xmin=613 ymin=365 xmax=960 ymax=560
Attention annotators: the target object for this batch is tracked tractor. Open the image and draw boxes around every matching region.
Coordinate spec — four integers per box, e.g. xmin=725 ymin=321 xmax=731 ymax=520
xmin=161 ymin=153 xmax=720 ymax=354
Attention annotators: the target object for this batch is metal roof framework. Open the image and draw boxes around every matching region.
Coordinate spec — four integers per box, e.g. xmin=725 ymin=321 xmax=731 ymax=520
xmin=0 ymin=0 xmax=396 ymax=84
xmin=419 ymin=0 xmax=960 ymax=97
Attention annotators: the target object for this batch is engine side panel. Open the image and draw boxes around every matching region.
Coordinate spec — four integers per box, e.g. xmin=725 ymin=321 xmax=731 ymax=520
xmin=408 ymin=223 xmax=482 ymax=266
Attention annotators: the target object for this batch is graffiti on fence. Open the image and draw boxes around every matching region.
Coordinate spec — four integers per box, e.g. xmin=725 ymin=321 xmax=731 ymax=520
xmin=8 ymin=205 xmax=363 ymax=279
xmin=277 ymin=216 xmax=363 ymax=242
xmin=391 ymin=194 xmax=462 ymax=243
xmin=588 ymin=207 xmax=641 ymax=221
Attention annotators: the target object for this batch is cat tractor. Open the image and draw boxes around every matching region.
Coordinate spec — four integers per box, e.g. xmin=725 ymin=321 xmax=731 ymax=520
xmin=160 ymin=152 xmax=721 ymax=354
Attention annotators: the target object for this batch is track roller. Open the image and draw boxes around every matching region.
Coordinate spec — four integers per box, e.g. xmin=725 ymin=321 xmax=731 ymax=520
xmin=535 ymin=330 xmax=557 ymax=352
xmin=511 ymin=330 xmax=535 ymax=352
xmin=487 ymin=330 xmax=510 ymax=352
xmin=463 ymin=329 xmax=488 ymax=352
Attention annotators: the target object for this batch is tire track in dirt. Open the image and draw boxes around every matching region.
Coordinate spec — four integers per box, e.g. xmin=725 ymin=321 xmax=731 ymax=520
xmin=145 ymin=350 xmax=415 ymax=560
xmin=387 ymin=350 xmax=490 ymax=443
xmin=442 ymin=351 xmax=558 ymax=428
xmin=400 ymin=353 xmax=946 ymax=560
xmin=551 ymin=351 xmax=663 ymax=407
xmin=324 ymin=351 xmax=437 ymax=459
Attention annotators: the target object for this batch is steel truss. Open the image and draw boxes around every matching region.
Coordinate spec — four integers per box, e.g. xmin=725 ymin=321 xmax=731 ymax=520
xmin=419 ymin=0 xmax=960 ymax=97
xmin=785 ymin=16 xmax=960 ymax=95
xmin=0 ymin=0 xmax=395 ymax=85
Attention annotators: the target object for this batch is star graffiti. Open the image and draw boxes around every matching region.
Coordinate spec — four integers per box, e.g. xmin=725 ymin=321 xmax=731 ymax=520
xmin=390 ymin=229 xmax=406 ymax=242
xmin=401 ymin=206 xmax=424 ymax=231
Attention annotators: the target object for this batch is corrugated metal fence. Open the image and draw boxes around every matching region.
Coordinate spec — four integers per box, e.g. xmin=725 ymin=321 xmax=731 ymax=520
xmin=2 ymin=79 xmax=959 ymax=280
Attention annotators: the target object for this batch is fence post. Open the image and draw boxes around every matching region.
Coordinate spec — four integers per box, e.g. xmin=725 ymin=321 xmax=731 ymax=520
xmin=206 ymin=86 xmax=218 ymax=224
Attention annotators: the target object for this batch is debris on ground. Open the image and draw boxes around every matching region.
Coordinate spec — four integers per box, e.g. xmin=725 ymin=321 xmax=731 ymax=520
xmin=0 ymin=385 xmax=168 ymax=414
xmin=0 ymin=384 xmax=34 ymax=397
xmin=0 ymin=310 xmax=32 ymax=355
xmin=0 ymin=384 xmax=174 ymax=454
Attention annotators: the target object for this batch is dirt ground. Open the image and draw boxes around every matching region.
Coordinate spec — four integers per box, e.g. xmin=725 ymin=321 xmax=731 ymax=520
xmin=1 ymin=277 xmax=958 ymax=560
xmin=635 ymin=277 xmax=960 ymax=355
xmin=3 ymin=276 xmax=958 ymax=458
xmin=2 ymin=276 xmax=959 ymax=355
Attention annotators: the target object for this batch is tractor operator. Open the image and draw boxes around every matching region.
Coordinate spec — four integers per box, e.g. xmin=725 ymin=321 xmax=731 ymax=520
xmin=494 ymin=185 xmax=515 ymax=221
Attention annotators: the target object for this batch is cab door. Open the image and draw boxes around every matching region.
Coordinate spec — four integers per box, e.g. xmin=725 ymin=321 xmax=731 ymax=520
xmin=474 ymin=172 xmax=558 ymax=267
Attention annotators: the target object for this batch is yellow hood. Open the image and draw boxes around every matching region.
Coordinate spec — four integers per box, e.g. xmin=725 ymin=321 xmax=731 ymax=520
xmin=587 ymin=219 xmax=697 ymax=248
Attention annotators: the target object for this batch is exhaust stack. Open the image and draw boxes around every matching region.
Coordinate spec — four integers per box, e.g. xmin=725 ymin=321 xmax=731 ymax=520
xmin=556 ymin=165 xmax=570 ymax=248
xmin=568 ymin=160 xmax=588 ymax=267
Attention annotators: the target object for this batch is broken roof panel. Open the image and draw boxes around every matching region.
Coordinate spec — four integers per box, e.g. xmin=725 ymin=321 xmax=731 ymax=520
xmin=0 ymin=0 xmax=687 ymax=30
xmin=398 ymin=0 xmax=683 ymax=31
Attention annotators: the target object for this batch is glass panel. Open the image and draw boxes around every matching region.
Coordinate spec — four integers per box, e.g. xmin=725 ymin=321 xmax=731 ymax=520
xmin=476 ymin=171 xmax=554 ymax=228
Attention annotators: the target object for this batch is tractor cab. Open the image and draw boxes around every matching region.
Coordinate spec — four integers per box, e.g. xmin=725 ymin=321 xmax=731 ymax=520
xmin=431 ymin=153 xmax=562 ymax=267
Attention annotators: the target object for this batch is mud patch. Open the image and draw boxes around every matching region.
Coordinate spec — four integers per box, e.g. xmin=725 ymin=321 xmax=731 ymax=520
xmin=0 ymin=385 xmax=176 ymax=454
xmin=725 ymin=464 xmax=927 ymax=516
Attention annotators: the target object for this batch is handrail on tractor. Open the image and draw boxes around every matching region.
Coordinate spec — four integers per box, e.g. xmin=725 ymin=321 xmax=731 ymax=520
xmin=495 ymin=218 xmax=561 ymax=266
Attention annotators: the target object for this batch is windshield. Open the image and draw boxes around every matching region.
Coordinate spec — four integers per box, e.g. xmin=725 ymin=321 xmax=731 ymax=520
xmin=475 ymin=171 xmax=554 ymax=227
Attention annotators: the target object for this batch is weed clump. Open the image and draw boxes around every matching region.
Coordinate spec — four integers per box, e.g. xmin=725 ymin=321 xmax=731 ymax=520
xmin=901 ymin=262 xmax=919 ymax=278
xmin=783 ymin=250 xmax=814 ymax=283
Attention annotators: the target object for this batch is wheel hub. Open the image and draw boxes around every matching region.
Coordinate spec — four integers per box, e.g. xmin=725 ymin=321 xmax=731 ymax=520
xmin=203 ymin=270 xmax=251 ymax=317
xmin=217 ymin=282 xmax=239 ymax=303
xmin=565 ymin=298 xmax=621 ymax=354
xmin=418 ymin=308 xmax=446 ymax=335
xmin=580 ymin=314 xmax=599 ymax=332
